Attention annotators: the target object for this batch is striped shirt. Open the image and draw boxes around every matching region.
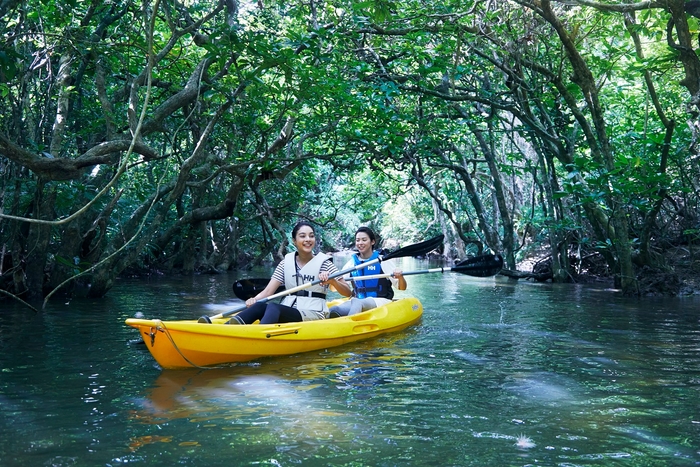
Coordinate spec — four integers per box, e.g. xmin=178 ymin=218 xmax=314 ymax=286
xmin=272 ymin=256 xmax=340 ymax=288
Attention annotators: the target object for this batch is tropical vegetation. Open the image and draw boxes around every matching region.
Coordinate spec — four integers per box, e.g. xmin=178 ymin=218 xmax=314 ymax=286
xmin=1 ymin=0 xmax=699 ymax=303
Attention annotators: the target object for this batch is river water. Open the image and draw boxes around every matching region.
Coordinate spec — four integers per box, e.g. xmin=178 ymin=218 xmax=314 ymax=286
xmin=1 ymin=258 xmax=699 ymax=466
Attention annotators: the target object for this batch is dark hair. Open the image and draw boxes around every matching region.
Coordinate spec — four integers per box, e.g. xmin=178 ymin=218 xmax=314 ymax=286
xmin=292 ymin=221 xmax=316 ymax=239
xmin=355 ymin=226 xmax=377 ymax=244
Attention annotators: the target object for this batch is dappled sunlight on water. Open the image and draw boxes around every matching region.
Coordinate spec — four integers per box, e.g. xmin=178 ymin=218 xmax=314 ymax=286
xmin=1 ymin=269 xmax=700 ymax=465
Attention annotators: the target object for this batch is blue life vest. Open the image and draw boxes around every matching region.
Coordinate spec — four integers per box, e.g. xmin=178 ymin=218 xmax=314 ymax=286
xmin=351 ymin=251 xmax=394 ymax=299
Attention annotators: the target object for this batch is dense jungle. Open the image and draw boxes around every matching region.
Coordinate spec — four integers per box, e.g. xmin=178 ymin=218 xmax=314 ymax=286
xmin=1 ymin=0 xmax=700 ymax=307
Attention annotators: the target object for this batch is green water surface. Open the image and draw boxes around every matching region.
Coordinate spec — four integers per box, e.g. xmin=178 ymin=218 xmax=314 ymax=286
xmin=1 ymin=261 xmax=699 ymax=466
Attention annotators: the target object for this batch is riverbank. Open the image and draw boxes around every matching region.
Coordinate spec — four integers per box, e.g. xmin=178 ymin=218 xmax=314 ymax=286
xmin=512 ymin=244 xmax=700 ymax=296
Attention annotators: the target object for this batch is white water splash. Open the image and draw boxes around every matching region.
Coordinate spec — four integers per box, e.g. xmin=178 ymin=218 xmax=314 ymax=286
xmin=515 ymin=434 xmax=536 ymax=449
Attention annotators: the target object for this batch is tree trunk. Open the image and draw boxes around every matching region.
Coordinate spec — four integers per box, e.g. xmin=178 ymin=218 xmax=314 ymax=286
xmin=537 ymin=149 xmax=569 ymax=282
xmin=538 ymin=0 xmax=637 ymax=293
xmin=25 ymin=184 xmax=56 ymax=298
xmin=471 ymin=124 xmax=516 ymax=268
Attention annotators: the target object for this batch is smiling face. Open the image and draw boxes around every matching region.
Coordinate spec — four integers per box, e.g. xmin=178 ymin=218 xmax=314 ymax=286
xmin=293 ymin=224 xmax=316 ymax=255
xmin=355 ymin=231 xmax=375 ymax=258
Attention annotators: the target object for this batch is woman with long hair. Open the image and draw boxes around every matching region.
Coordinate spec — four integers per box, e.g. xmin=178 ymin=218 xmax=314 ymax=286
xmin=230 ymin=221 xmax=352 ymax=324
xmin=329 ymin=227 xmax=406 ymax=317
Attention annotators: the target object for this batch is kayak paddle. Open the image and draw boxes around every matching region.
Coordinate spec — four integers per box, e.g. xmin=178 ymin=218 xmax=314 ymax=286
xmin=198 ymin=234 xmax=444 ymax=323
xmin=231 ymin=253 xmax=504 ymax=301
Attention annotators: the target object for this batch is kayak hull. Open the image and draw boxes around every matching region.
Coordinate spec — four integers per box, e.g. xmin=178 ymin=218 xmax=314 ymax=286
xmin=126 ymin=297 xmax=423 ymax=369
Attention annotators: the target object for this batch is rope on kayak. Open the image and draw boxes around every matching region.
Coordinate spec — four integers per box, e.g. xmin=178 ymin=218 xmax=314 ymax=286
xmin=156 ymin=320 xmax=229 ymax=370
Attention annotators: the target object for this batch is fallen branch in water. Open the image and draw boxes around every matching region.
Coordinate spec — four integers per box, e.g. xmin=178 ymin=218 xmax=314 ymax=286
xmin=0 ymin=289 xmax=39 ymax=313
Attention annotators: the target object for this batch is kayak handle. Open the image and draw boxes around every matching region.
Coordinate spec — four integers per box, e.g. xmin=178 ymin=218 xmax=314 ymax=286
xmin=265 ymin=328 xmax=301 ymax=338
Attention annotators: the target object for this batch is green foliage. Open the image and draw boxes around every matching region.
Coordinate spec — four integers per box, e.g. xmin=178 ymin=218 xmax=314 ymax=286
xmin=1 ymin=0 xmax=699 ymax=298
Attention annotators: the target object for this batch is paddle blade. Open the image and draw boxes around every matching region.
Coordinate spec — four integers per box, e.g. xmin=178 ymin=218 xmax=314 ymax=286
xmin=453 ymin=254 xmax=503 ymax=277
xmin=233 ymin=279 xmax=284 ymax=301
xmin=382 ymin=234 xmax=444 ymax=261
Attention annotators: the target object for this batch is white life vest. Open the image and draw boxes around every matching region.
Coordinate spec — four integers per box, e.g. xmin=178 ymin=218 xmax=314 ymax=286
xmin=281 ymin=252 xmax=329 ymax=320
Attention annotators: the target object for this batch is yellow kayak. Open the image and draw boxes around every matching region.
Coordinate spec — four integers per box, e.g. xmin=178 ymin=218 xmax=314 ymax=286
xmin=126 ymin=297 xmax=423 ymax=369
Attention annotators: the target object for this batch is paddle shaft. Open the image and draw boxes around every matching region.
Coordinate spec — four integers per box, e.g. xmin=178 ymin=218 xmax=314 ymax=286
xmin=231 ymin=254 xmax=503 ymax=301
xmin=213 ymin=256 xmax=384 ymax=319
xmin=347 ymin=267 xmax=464 ymax=282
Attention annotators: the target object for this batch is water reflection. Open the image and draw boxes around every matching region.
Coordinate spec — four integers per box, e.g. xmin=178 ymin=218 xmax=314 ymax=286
xmin=502 ymin=371 xmax=582 ymax=405
xmin=136 ymin=333 xmax=416 ymax=413
xmin=127 ymin=333 xmax=421 ymax=457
